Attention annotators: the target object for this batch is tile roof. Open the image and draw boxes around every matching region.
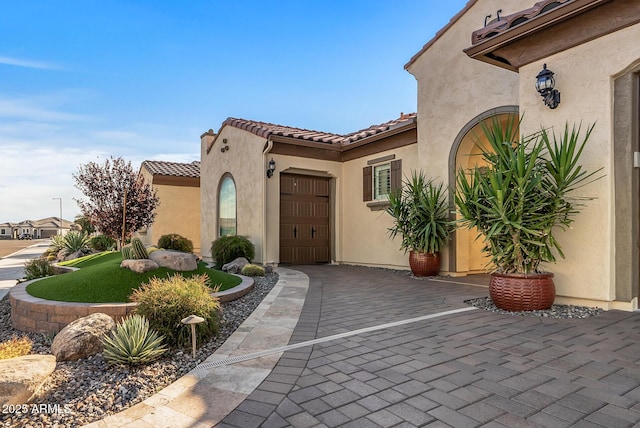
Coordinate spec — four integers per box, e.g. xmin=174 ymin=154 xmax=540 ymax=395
xmin=220 ymin=113 xmax=417 ymax=146
xmin=142 ymin=160 xmax=200 ymax=178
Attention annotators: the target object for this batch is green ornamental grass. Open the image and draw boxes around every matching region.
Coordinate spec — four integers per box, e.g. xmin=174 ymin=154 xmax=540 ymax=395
xmin=26 ymin=252 xmax=241 ymax=303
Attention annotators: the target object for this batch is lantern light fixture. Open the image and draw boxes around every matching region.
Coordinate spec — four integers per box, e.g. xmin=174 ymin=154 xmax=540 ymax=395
xmin=267 ymin=158 xmax=276 ymax=178
xmin=535 ymin=63 xmax=561 ymax=109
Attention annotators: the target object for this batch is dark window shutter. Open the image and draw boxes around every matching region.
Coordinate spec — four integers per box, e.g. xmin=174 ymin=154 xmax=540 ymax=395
xmin=390 ymin=160 xmax=402 ymax=191
xmin=363 ymin=166 xmax=372 ymax=201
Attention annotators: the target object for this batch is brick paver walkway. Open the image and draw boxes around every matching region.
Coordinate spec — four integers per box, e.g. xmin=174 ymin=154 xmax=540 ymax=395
xmin=219 ymin=265 xmax=640 ymax=427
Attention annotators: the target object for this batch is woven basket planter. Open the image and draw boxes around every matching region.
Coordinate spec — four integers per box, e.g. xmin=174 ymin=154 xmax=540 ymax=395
xmin=409 ymin=251 xmax=440 ymax=277
xmin=490 ymin=272 xmax=555 ymax=311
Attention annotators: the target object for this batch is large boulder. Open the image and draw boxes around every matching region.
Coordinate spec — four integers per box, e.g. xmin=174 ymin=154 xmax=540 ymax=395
xmin=120 ymin=259 xmax=159 ymax=273
xmin=149 ymin=250 xmax=197 ymax=271
xmin=51 ymin=313 xmax=115 ymax=362
xmin=222 ymin=257 xmax=249 ymax=274
xmin=0 ymin=355 xmax=56 ymax=405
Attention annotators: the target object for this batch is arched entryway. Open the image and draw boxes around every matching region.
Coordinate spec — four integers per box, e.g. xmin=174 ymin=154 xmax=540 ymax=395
xmin=447 ymin=106 xmax=519 ymax=275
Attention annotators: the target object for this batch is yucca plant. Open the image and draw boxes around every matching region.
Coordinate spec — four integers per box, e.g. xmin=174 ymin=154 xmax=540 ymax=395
xmin=62 ymin=230 xmax=92 ymax=253
xmin=387 ymin=171 xmax=451 ymax=254
xmin=455 ymin=114 xmax=602 ymax=274
xmin=101 ymin=314 xmax=168 ymax=366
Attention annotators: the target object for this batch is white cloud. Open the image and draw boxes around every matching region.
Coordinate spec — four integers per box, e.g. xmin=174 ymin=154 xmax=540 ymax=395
xmin=0 ymin=55 xmax=59 ymax=70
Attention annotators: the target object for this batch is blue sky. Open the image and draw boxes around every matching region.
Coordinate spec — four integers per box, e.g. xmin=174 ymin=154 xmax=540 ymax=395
xmin=0 ymin=0 xmax=467 ymax=223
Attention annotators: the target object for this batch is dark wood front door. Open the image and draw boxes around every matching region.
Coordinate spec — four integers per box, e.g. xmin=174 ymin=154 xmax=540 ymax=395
xmin=280 ymin=174 xmax=330 ymax=264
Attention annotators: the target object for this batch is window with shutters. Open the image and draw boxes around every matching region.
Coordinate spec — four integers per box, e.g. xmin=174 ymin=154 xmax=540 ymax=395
xmin=363 ymin=157 xmax=401 ymax=210
xmin=373 ymin=163 xmax=391 ymax=200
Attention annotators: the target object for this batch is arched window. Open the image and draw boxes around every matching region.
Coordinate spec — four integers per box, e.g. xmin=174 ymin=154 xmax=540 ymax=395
xmin=219 ymin=175 xmax=236 ymax=237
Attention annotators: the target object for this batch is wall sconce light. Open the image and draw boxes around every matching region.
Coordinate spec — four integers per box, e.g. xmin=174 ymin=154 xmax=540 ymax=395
xmin=266 ymin=158 xmax=276 ymax=178
xmin=535 ymin=63 xmax=560 ymax=109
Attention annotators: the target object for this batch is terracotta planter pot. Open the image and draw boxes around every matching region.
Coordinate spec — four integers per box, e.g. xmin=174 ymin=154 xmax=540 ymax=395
xmin=490 ymin=272 xmax=555 ymax=312
xmin=409 ymin=251 xmax=440 ymax=277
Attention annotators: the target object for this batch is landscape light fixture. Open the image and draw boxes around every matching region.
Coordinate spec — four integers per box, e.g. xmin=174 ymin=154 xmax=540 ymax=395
xmin=267 ymin=158 xmax=276 ymax=178
xmin=535 ymin=63 xmax=561 ymax=109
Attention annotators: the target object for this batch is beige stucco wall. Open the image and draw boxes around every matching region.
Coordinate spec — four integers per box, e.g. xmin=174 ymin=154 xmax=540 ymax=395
xmin=137 ymin=168 xmax=201 ymax=254
xmin=406 ymin=0 xmax=531 ymax=180
xmin=200 ymin=126 xmax=265 ymax=262
xmin=518 ymin=23 xmax=640 ymax=307
xmin=341 ymin=145 xmax=419 ymax=268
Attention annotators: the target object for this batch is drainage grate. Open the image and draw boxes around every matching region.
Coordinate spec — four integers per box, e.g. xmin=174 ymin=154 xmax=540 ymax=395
xmin=193 ymin=306 xmax=477 ymax=373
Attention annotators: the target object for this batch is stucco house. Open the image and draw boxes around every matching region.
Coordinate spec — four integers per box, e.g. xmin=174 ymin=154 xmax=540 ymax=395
xmin=137 ymin=160 xmax=201 ymax=253
xmin=0 ymin=217 xmax=72 ymax=239
xmin=201 ymin=0 xmax=640 ymax=310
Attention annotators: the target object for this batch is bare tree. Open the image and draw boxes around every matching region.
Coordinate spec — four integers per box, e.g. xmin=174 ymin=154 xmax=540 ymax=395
xmin=73 ymin=157 xmax=159 ymax=247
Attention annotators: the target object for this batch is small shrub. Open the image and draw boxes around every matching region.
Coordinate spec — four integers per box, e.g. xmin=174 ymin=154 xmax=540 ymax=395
xmin=131 ymin=274 xmax=221 ymax=348
xmin=24 ymin=258 xmax=54 ymax=280
xmin=0 ymin=336 xmax=32 ymax=360
xmin=46 ymin=255 xmax=57 ymax=262
xmin=210 ymin=236 xmax=255 ymax=269
xmin=240 ymin=264 xmax=265 ymax=277
xmin=147 ymin=246 xmax=159 ymax=254
xmin=90 ymin=235 xmax=116 ymax=251
xmin=158 ymin=233 xmax=194 ymax=253
xmin=101 ymin=314 xmax=168 ymax=366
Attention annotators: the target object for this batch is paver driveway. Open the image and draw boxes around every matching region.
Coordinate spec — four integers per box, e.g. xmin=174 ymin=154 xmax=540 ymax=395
xmin=219 ymin=265 xmax=640 ymax=428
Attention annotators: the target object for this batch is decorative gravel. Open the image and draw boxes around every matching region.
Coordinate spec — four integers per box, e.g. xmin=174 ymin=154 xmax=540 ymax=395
xmin=465 ymin=296 xmax=604 ymax=318
xmin=0 ymin=273 xmax=278 ymax=428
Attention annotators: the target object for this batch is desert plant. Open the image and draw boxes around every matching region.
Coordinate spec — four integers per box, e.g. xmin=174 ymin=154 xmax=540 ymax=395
xmin=158 ymin=233 xmax=194 ymax=253
xmin=131 ymin=237 xmax=149 ymax=259
xmin=59 ymin=231 xmax=92 ymax=257
xmin=101 ymin=314 xmax=168 ymax=366
xmin=49 ymin=234 xmax=65 ymax=252
xmin=121 ymin=245 xmax=134 ymax=260
xmin=210 ymin=236 xmax=255 ymax=269
xmin=240 ymin=264 xmax=265 ymax=277
xmin=0 ymin=336 xmax=32 ymax=360
xmin=24 ymin=258 xmax=54 ymax=280
xmin=455 ymin=116 xmax=602 ymax=274
xmin=90 ymin=234 xmax=116 ymax=251
xmin=387 ymin=171 xmax=452 ymax=255
xmin=131 ymin=274 xmax=221 ymax=347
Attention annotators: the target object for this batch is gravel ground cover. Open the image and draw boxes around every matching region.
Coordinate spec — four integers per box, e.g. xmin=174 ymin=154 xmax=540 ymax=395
xmin=0 ymin=273 xmax=278 ymax=428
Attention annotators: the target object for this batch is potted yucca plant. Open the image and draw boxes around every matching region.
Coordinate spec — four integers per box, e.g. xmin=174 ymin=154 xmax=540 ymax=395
xmin=387 ymin=171 xmax=451 ymax=277
xmin=455 ymin=114 xmax=601 ymax=311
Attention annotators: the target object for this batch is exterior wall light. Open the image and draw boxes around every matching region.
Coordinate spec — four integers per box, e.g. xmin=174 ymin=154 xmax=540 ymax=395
xmin=535 ymin=63 xmax=560 ymax=109
xmin=267 ymin=158 xmax=276 ymax=178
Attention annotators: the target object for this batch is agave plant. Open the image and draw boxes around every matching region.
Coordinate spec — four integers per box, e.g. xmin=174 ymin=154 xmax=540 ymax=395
xmin=101 ymin=314 xmax=168 ymax=366
xmin=387 ymin=170 xmax=451 ymax=254
xmin=61 ymin=230 xmax=92 ymax=253
xmin=455 ymin=115 xmax=602 ymax=274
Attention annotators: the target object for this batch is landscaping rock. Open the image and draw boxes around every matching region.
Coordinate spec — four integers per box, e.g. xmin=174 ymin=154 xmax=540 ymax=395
xmin=51 ymin=313 xmax=115 ymax=362
xmin=149 ymin=250 xmax=197 ymax=271
xmin=0 ymin=354 xmax=56 ymax=405
xmin=120 ymin=259 xmax=159 ymax=273
xmin=63 ymin=250 xmax=85 ymax=261
xmin=222 ymin=257 xmax=249 ymax=274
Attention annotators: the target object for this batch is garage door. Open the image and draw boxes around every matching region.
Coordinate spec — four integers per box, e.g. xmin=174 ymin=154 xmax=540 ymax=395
xmin=280 ymin=174 xmax=330 ymax=264
xmin=40 ymin=230 xmax=58 ymax=239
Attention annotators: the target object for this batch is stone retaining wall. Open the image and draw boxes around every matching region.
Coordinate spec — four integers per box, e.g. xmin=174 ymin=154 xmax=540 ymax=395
xmin=10 ymin=275 xmax=254 ymax=334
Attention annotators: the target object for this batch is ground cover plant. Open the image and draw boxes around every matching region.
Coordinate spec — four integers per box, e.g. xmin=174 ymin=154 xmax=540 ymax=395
xmin=26 ymin=252 xmax=241 ymax=303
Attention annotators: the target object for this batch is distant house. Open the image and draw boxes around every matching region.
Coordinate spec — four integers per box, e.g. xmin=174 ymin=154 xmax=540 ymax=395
xmin=0 ymin=217 xmax=73 ymax=239
xmin=136 ymin=160 xmax=201 ymax=253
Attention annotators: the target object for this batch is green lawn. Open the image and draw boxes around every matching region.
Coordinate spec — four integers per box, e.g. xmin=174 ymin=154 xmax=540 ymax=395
xmin=27 ymin=252 xmax=242 ymax=303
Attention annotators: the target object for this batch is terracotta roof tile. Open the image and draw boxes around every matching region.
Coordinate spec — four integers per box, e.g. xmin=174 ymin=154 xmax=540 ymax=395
xmin=141 ymin=160 xmax=200 ymax=178
xmin=219 ymin=113 xmax=416 ymax=146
